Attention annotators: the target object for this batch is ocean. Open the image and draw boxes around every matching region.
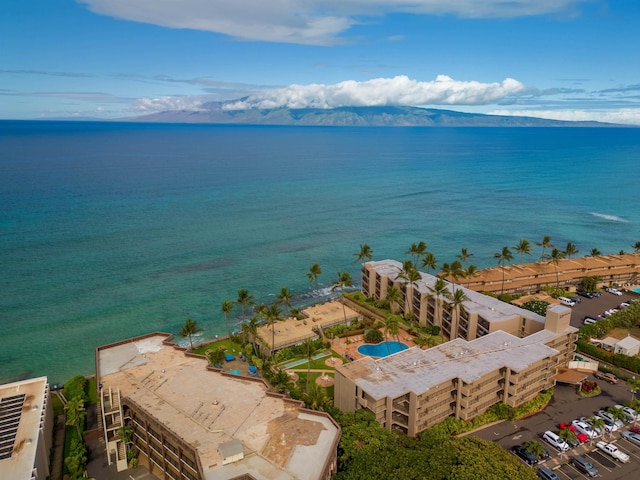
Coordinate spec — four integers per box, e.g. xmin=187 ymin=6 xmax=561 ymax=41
xmin=1 ymin=121 xmax=638 ymax=384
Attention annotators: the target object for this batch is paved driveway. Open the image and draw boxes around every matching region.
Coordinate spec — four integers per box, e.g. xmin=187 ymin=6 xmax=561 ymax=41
xmin=471 ymin=381 xmax=640 ymax=478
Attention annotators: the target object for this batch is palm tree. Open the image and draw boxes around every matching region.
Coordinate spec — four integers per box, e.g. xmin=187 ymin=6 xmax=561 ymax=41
xmin=331 ymin=271 xmax=353 ymax=323
xmin=301 ymin=338 xmax=321 ymax=391
xmin=558 ymin=427 xmax=577 ymax=452
xmin=633 ymin=241 xmax=640 ymax=253
xmin=221 ymin=300 xmax=235 ymax=339
xmin=446 ymin=288 xmax=468 ymax=339
xmin=382 ymin=314 xmax=401 ymax=354
xmin=354 ymin=244 xmax=373 ymax=263
xmin=428 ymin=278 xmax=449 ymax=328
xmin=456 ymin=247 xmax=473 ymax=266
xmin=385 ymin=285 xmax=403 ymax=313
xmin=536 ymin=235 xmax=554 ymax=261
xmin=464 ymin=264 xmax=478 ymax=287
xmin=627 ymin=377 xmax=640 ymax=402
xmin=265 ymin=304 xmax=283 ymax=355
xmin=441 ymin=260 xmax=465 ymax=292
xmin=207 ymin=347 xmax=226 ymax=367
xmin=607 ymin=406 xmax=627 ymax=434
xmin=565 ymin=242 xmax=579 ymax=258
xmin=548 ymin=248 xmax=566 ymax=286
xmin=523 ymin=439 xmax=545 ymax=462
xmin=420 ymin=252 xmax=438 ymax=273
xmin=244 ymin=314 xmax=260 ymax=354
xmin=179 ymin=318 xmax=202 ymax=350
xmin=303 ymin=381 xmax=327 ymax=411
xmin=307 ymin=263 xmax=322 ymax=292
xmin=405 ymin=241 xmax=427 ymax=264
xmin=65 ymin=396 xmax=86 ymax=438
xmin=619 ymin=249 xmax=626 ymax=255
xmin=275 ymin=286 xmax=293 ymax=318
xmin=399 ymin=262 xmax=421 ymax=316
xmin=494 ymin=246 xmax=514 ymax=295
xmin=587 ymin=416 xmax=606 ymax=443
xmin=236 ymin=289 xmax=255 ymax=341
xmin=590 ymin=248 xmax=601 ymax=257
xmin=514 ymin=239 xmax=532 ymax=264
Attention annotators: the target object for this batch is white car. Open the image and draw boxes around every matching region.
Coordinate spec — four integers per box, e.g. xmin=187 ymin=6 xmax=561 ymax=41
xmin=596 ymin=441 xmax=630 ymax=463
xmin=593 ymin=415 xmax=617 ymax=432
xmin=622 ymin=430 xmax=640 ymax=447
xmin=597 ymin=410 xmax=624 ymax=429
xmin=572 ymin=420 xmax=598 ymax=439
xmin=606 ymin=287 xmax=623 ymax=296
xmin=616 ymin=405 xmax=639 ymax=422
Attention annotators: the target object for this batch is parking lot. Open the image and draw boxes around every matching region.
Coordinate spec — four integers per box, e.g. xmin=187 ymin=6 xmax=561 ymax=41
xmin=567 ymin=289 xmax=638 ymax=329
xmin=472 ymin=376 xmax=640 ymax=478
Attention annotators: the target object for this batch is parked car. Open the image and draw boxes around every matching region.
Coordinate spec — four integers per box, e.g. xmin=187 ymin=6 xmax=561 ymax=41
xmin=616 ymin=405 xmax=640 ymax=422
xmin=537 ymin=466 xmax=560 ymax=480
xmin=577 ymin=290 xmax=595 ymax=299
xmin=512 ymin=445 xmax=541 ymax=465
xmin=583 ymin=316 xmax=598 ymax=325
xmin=598 ymin=410 xmax=624 ymax=429
xmin=596 ymin=441 xmax=630 ymax=463
xmin=606 ymin=287 xmax=623 ymax=295
xmin=571 ymin=455 xmax=599 ymax=477
xmin=559 ymin=423 xmax=588 ymax=443
xmin=593 ymin=371 xmax=619 ymax=384
xmin=572 ymin=420 xmax=599 ymax=438
xmin=622 ymin=430 xmax=640 ymax=447
xmin=569 ymin=295 xmax=582 ymax=303
xmin=542 ymin=431 xmax=569 ymax=452
xmin=617 ymin=302 xmax=630 ymax=309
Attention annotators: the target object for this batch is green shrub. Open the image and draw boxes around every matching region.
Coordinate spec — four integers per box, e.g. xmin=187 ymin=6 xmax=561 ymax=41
xmin=521 ymin=300 xmax=549 ymax=316
xmin=364 ymin=329 xmax=383 ymax=343
xmin=63 ymin=375 xmax=88 ymax=402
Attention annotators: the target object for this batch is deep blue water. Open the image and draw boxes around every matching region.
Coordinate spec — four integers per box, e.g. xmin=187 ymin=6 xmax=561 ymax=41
xmin=358 ymin=341 xmax=409 ymax=357
xmin=1 ymin=121 xmax=639 ymax=383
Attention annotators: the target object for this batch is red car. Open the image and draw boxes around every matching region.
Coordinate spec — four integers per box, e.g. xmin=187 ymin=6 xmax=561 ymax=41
xmin=560 ymin=423 xmax=589 ymax=443
xmin=630 ymin=425 xmax=640 ymax=435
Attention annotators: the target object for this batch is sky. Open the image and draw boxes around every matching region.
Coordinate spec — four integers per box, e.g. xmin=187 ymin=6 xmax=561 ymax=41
xmin=2 ymin=0 xmax=640 ymax=124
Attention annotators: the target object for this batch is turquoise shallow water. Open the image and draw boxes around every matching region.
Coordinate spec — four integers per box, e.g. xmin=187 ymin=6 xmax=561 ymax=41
xmin=1 ymin=122 xmax=639 ymax=384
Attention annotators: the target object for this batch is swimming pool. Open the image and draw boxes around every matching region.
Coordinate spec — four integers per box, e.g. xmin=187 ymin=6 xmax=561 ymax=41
xmin=358 ymin=341 xmax=408 ymax=358
xmin=633 ymin=287 xmax=640 ymax=294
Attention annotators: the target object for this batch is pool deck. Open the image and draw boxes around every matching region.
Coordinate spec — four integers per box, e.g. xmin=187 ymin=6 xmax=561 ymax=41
xmin=329 ymin=328 xmax=418 ymax=362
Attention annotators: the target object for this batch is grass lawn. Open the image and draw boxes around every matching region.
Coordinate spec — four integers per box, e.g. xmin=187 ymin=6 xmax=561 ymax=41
xmin=86 ymin=377 xmax=98 ymax=405
xmin=295 ymin=371 xmax=335 ymax=399
xmin=192 ymin=338 xmax=243 ymax=356
xmin=51 ymin=394 xmax=65 ymax=417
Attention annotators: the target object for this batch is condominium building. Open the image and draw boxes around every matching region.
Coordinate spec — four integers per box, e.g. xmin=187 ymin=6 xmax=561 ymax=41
xmin=96 ymin=333 xmax=340 ymax=480
xmin=0 ymin=377 xmax=54 ymax=480
xmin=362 ymin=259 xmax=556 ymax=342
xmin=342 ymin=259 xmax=578 ymax=435
xmin=334 ymin=322 xmax=575 ymax=436
xmin=464 ymin=253 xmax=640 ymax=295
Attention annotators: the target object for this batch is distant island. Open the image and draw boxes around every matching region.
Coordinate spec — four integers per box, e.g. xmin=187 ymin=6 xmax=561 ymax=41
xmin=127 ymin=103 xmax=616 ymax=127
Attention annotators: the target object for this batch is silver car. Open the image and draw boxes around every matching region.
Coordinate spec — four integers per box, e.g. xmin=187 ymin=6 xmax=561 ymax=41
xmin=622 ymin=430 xmax=640 ymax=447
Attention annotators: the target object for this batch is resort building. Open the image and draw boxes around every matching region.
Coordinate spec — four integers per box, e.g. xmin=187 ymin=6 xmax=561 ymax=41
xmin=334 ymin=322 xmax=576 ymax=436
xmin=342 ymin=259 xmax=578 ymax=435
xmin=0 ymin=377 xmax=54 ymax=480
xmin=361 ymin=259 xmax=568 ymax=343
xmin=96 ymin=333 xmax=340 ymax=480
xmin=463 ymin=253 xmax=640 ymax=295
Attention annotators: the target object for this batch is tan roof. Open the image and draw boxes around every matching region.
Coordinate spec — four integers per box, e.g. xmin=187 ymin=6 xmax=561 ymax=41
xmin=0 ymin=377 xmax=48 ymax=480
xmin=97 ymin=335 xmax=339 ymax=480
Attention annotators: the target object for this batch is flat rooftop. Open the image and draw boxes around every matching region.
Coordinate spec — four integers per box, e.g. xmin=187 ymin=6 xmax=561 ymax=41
xmin=337 ymin=330 xmax=559 ymax=400
xmin=97 ymin=335 xmax=339 ymax=480
xmin=0 ymin=377 xmax=48 ymax=480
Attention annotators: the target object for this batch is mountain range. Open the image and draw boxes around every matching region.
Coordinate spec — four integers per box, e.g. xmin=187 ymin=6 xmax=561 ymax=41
xmin=128 ymin=102 xmax=611 ymax=127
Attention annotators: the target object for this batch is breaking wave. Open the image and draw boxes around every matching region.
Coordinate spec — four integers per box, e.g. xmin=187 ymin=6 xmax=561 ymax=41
xmin=590 ymin=212 xmax=629 ymax=223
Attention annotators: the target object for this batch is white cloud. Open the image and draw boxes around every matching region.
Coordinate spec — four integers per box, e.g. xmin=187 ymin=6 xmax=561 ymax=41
xmin=489 ymin=108 xmax=640 ymax=125
xmin=79 ymin=0 xmax=588 ymax=45
xmin=222 ymin=75 xmax=527 ymax=109
xmin=133 ymin=96 xmax=205 ymax=112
